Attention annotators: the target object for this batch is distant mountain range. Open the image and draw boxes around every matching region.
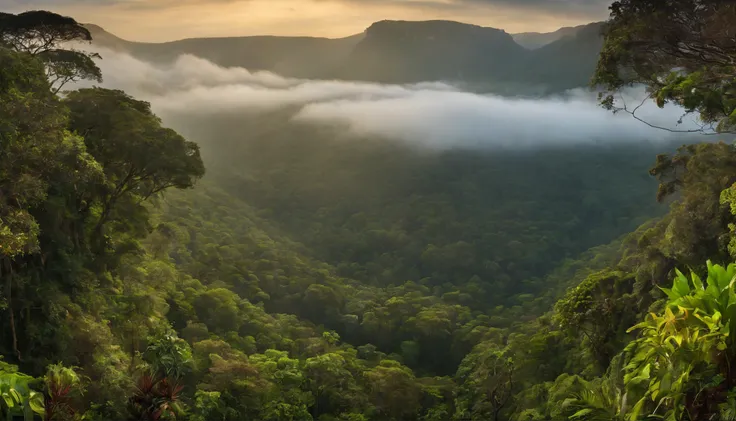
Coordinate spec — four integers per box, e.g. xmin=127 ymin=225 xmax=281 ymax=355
xmin=85 ymin=19 xmax=605 ymax=94
xmin=511 ymin=24 xmax=592 ymax=49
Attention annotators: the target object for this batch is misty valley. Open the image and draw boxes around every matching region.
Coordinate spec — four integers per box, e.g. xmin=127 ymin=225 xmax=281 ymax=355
xmin=2 ymin=3 xmax=736 ymax=421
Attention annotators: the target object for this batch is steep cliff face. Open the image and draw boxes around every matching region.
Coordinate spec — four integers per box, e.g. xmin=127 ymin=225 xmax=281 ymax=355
xmin=513 ymin=22 xmax=606 ymax=90
xmin=334 ymin=20 xmax=529 ymax=83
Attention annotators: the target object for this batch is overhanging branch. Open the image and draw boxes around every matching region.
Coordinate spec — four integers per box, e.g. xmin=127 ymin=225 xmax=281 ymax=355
xmin=612 ymin=93 xmax=731 ymax=135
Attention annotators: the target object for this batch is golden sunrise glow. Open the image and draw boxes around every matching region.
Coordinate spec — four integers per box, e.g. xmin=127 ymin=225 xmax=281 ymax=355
xmin=7 ymin=0 xmax=607 ymax=42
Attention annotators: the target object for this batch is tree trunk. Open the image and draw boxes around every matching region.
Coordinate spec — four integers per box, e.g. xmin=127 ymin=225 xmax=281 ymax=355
xmin=3 ymin=258 xmax=21 ymax=361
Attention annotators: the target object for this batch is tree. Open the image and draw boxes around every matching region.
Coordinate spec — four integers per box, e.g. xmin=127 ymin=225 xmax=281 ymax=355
xmin=593 ymin=0 xmax=736 ymax=133
xmin=0 ymin=48 xmax=83 ymax=258
xmin=41 ymin=49 xmax=102 ymax=95
xmin=63 ymin=88 xmax=205 ymax=252
xmin=190 ymin=390 xmax=227 ymax=421
xmin=0 ymin=11 xmax=102 ymax=93
xmin=0 ymin=47 xmax=102 ymax=362
xmin=454 ymin=345 xmax=515 ymax=421
xmin=247 ymin=350 xmax=314 ymax=421
xmin=555 ymin=270 xmax=636 ymax=369
xmin=365 ymin=360 xmax=422 ymax=420
xmin=304 ymin=352 xmax=365 ymax=418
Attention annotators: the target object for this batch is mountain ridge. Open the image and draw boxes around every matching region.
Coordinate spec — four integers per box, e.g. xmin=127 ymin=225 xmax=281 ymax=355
xmin=512 ymin=23 xmax=593 ymax=49
xmin=332 ymin=19 xmax=528 ymax=83
xmin=85 ymin=19 xmax=605 ymax=92
xmin=85 ymin=20 xmax=598 ymax=44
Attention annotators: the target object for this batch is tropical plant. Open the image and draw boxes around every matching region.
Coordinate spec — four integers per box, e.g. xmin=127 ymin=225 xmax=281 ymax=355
xmin=562 ymin=378 xmax=625 ymax=421
xmin=128 ymin=372 xmax=184 ymax=421
xmin=128 ymin=336 xmax=191 ymax=420
xmin=43 ymin=364 xmax=82 ymax=421
xmin=623 ymin=261 xmax=736 ymax=420
xmin=143 ymin=335 xmax=192 ymax=381
xmin=719 ymin=389 xmax=736 ymax=421
xmin=0 ymin=361 xmax=44 ymax=421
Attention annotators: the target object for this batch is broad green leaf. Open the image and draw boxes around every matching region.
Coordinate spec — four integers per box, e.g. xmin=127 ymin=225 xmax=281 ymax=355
xmin=713 ymin=263 xmax=730 ymax=291
xmin=673 ymin=268 xmax=691 ymax=297
xmin=660 ymin=372 xmax=672 ymax=394
xmin=706 ymin=282 xmax=720 ymax=299
xmin=8 ymin=389 xmax=21 ymax=404
xmin=641 ymin=363 xmax=651 ymax=378
xmin=690 ymin=270 xmax=704 ymax=290
xmin=1 ymin=393 xmax=15 ymax=408
xmin=659 ymin=287 xmax=679 ymax=301
xmin=27 ymin=392 xmax=44 ymax=415
xmin=570 ymin=408 xmax=593 ymax=419
xmin=628 ymin=397 xmax=646 ymax=421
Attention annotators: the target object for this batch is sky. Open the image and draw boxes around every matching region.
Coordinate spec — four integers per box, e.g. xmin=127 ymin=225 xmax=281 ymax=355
xmin=3 ymin=0 xmax=613 ymax=42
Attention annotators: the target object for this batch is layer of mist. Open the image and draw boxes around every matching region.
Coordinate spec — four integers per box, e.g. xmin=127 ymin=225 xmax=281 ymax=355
xmin=75 ymin=46 xmax=705 ymax=149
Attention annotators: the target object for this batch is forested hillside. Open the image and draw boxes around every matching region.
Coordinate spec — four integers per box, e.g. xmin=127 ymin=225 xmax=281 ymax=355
xmin=173 ymin=110 xmax=668 ymax=311
xmin=1 ymin=1 xmax=736 ymax=420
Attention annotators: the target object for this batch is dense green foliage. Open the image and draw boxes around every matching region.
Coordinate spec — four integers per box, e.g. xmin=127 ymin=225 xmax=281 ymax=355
xmin=174 ymin=111 xmax=666 ymax=305
xmin=594 ymin=0 xmax=736 ymax=133
xmin=2 ymin=4 xmax=736 ymax=421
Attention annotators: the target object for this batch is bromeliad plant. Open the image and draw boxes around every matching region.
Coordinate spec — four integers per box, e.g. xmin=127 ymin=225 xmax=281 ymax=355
xmin=43 ymin=364 xmax=82 ymax=421
xmin=128 ymin=372 xmax=184 ymax=421
xmin=128 ymin=335 xmax=191 ymax=420
xmin=623 ymin=261 xmax=736 ymax=421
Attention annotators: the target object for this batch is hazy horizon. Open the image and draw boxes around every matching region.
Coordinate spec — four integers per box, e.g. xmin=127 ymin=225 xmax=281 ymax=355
xmin=69 ymin=45 xmax=703 ymax=151
xmin=3 ymin=0 xmax=612 ymax=42
xmin=84 ymin=19 xmax=599 ymax=44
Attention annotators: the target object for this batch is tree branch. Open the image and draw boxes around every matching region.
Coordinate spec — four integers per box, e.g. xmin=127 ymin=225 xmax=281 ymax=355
xmin=612 ymin=93 xmax=730 ymax=135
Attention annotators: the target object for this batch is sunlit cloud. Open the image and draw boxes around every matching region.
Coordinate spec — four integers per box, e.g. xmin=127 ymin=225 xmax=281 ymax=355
xmin=70 ymin=47 xmax=705 ymax=150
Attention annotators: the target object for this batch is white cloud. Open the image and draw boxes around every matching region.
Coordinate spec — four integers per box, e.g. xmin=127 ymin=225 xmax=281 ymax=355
xmin=77 ymin=46 xmax=706 ymax=150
